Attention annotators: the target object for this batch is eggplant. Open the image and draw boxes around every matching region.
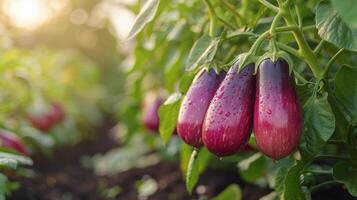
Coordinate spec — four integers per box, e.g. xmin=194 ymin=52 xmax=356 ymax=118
xmin=28 ymin=114 xmax=53 ymax=133
xmin=142 ymin=95 xmax=163 ymax=132
xmin=202 ymin=63 xmax=255 ymax=157
xmin=0 ymin=130 xmax=28 ymax=155
xmin=253 ymin=58 xmax=302 ymax=160
xmin=177 ymin=69 xmax=226 ymax=148
xmin=48 ymin=103 xmax=65 ymax=123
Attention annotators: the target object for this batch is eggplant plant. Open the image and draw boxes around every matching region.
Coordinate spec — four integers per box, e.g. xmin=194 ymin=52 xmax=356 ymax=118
xmin=125 ymin=0 xmax=357 ymax=198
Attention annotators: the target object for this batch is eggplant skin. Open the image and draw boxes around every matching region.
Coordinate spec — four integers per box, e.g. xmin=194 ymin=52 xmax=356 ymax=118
xmin=142 ymin=96 xmax=163 ymax=132
xmin=202 ymin=63 xmax=255 ymax=157
xmin=254 ymin=58 xmax=302 ymax=160
xmin=177 ymin=69 xmax=226 ymax=148
xmin=0 ymin=131 xmax=28 ymax=155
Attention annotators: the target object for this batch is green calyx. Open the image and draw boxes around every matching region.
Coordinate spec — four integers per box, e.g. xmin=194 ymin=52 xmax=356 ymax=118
xmin=255 ymin=51 xmax=294 ymax=75
xmin=203 ymin=62 xmax=225 ymax=75
xmin=237 ymin=53 xmax=258 ymax=73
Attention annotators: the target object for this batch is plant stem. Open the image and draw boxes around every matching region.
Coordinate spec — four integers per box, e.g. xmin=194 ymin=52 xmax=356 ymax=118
xmin=313 ymin=40 xmax=325 ymax=55
xmin=294 ymin=4 xmax=303 ymax=28
xmin=203 ymin=0 xmax=217 ymax=37
xmin=310 ymin=180 xmax=341 ymax=193
xmin=270 ymin=12 xmax=283 ymax=35
xmin=323 ymin=48 xmax=344 ymax=78
xmin=277 ymin=42 xmax=302 ymax=59
xmin=217 ymin=16 xmax=237 ymax=30
xmin=293 ymin=70 xmax=309 ymax=84
xmin=275 ymin=25 xmax=299 ymax=32
xmin=279 ymin=3 xmax=323 ymax=78
xmin=302 ymin=25 xmax=316 ymax=32
xmin=258 ymin=0 xmax=279 ymax=12
xmin=226 ymin=31 xmax=258 ymax=40
xmin=249 ymin=31 xmax=270 ymax=55
xmin=240 ymin=0 xmax=250 ymax=21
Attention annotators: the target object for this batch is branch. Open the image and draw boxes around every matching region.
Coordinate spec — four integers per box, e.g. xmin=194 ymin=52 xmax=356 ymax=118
xmin=258 ymin=0 xmax=279 ymax=12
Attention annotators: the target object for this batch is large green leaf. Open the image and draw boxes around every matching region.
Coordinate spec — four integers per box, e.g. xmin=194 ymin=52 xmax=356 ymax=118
xmin=333 ymin=161 xmax=357 ymax=197
xmin=179 ymin=73 xmax=195 ymax=94
xmin=187 ymin=35 xmax=220 ymax=71
xmin=275 ymin=160 xmax=305 ymax=200
xmin=275 ymin=158 xmax=295 ymax=195
xmin=213 ymin=184 xmax=242 ymax=200
xmin=0 ymin=158 xmax=17 ymax=170
xmin=126 ymin=0 xmax=160 ymax=40
xmin=315 ymin=2 xmax=357 ymax=51
xmin=0 ymin=152 xmax=32 ymax=166
xmin=158 ymin=93 xmax=182 ymax=145
xmin=335 ymin=65 xmax=357 ymax=123
xmin=283 ymin=162 xmax=305 ymax=200
xmin=331 ymin=0 xmax=357 ymax=29
xmin=186 ymin=149 xmax=199 ymax=194
xmin=185 ymin=148 xmax=211 ymax=194
xmin=302 ymin=92 xmax=335 ymax=155
xmin=180 ymin=143 xmax=192 ymax=176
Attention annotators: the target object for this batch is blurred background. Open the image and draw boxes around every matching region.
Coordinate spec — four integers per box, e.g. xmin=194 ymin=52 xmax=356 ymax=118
xmin=1 ymin=0 xmax=354 ymax=200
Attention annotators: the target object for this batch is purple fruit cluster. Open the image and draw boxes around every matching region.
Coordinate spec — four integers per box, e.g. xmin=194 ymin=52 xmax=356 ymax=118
xmin=177 ymin=58 xmax=302 ymax=160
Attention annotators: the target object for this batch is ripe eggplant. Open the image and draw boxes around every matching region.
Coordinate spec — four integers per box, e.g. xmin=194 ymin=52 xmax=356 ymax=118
xmin=0 ymin=130 xmax=28 ymax=155
xmin=202 ymin=63 xmax=255 ymax=157
xmin=253 ymin=58 xmax=302 ymax=160
xmin=177 ymin=69 xmax=226 ymax=148
xmin=28 ymin=115 xmax=53 ymax=133
xmin=48 ymin=103 xmax=65 ymax=123
xmin=142 ymin=95 xmax=163 ymax=132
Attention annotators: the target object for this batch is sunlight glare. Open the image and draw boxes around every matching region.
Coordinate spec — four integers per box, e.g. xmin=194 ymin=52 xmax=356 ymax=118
xmin=2 ymin=0 xmax=52 ymax=30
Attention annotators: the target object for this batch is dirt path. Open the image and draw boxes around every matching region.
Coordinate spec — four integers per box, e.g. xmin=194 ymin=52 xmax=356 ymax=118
xmin=8 ymin=121 xmax=353 ymax=200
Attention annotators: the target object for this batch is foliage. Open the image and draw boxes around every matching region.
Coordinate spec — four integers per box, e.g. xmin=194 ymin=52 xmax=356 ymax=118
xmin=123 ymin=0 xmax=357 ymax=198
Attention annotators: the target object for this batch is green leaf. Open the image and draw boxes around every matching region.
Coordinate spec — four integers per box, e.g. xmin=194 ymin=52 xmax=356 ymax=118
xmin=0 ymin=152 xmax=32 ymax=166
xmin=186 ymin=149 xmax=199 ymax=194
xmin=0 ymin=158 xmax=17 ymax=169
xmin=212 ymin=184 xmax=242 ymax=200
xmin=333 ymin=161 xmax=357 ymax=196
xmin=158 ymin=93 xmax=182 ymax=145
xmin=126 ymin=0 xmax=160 ymax=40
xmin=331 ymin=0 xmax=357 ymax=29
xmin=283 ymin=162 xmax=305 ymax=200
xmin=301 ymin=92 xmax=335 ymax=155
xmin=275 ymin=158 xmax=295 ymax=194
xmin=197 ymin=148 xmax=212 ymax=172
xmin=187 ymin=35 xmax=220 ymax=71
xmin=179 ymin=73 xmax=195 ymax=94
xmin=185 ymin=148 xmax=211 ymax=194
xmin=335 ymin=65 xmax=357 ymax=123
xmin=315 ymin=2 xmax=357 ymax=51
xmin=180 ymin=143 xmax=192 ymax=176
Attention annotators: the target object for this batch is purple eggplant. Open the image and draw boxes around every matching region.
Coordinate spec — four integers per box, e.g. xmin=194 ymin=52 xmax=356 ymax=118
xmin=142 ymin=95 xmax=163 ymax=132
xmin=0 ymin=130 xmax=28 ymax=155
xmin=253 ymin=58 xmax=302 ymax=160
xmin=177 ymin=69 xmax=226 ymax=148
xmin=202 ymin=63 xmax=255 ymax=157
